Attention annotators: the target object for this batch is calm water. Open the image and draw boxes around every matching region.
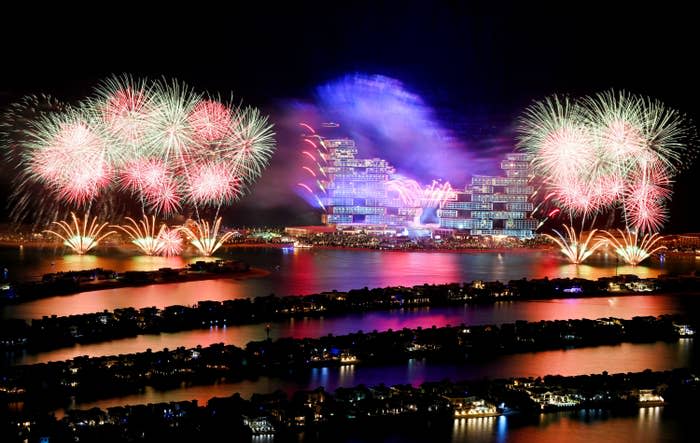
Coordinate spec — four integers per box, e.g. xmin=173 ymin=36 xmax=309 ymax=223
xmin=2 ymin=246 xmax=698 ymax=320
xmin=60 ymin=340 xmax=695 ymax=414
xmin=11 ymin=294 xmax=700 ymax=366
xmin=4 ymin=246 xmax=698 ymax=440
xmin=315 ymin=408 xmax=692 ymax=442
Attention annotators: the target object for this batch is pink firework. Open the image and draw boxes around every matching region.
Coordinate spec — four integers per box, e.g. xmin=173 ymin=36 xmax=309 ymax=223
xmin=101 ymin=87 xmax=151 ymax=144
xmin=187 ymin=162 xmax=240 ymax=206
xmin=386 ymin=177 xmax=423 ymax=206
xmin=422 ymin=181 xmax=457 ymax=207
xmin=625 ymin=168 xmax=671 ymax=233
xmin=146 ymin=178 xmax=181 ymax=215
xmin=187 ymin=99 xmax=231 ymax=142
xmin=119 ymin=158 xmax=170 ymax=195
xmin=588 ymin=172 xmax=625 ymax=210
xmin=31 ymin=120 xmax=112 ymax=206
xmin=538 ymin=125 xmax=595 ymax=181
xmin=156 ymin=227 xmax=184 ymax=256
xmin=598 ymin=118 xmax=645 ymax=160
xmin=550 ymin=175 xmax=598 ymax=215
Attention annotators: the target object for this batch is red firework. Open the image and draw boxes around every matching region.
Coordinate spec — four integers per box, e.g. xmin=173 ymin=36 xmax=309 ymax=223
xmin=625 ymin=167 xmax=671 ymax=233
xmin=187 ymin=162 xmax=240 ymax=206
xmin=187 ymin=100 xmax=231 ymax=142
xmin=146 ymin=179 xmax=181 ymax=215
xmin=156 ymin=227 xmax=184 ymax=256
xmin=101 ymin=87 xmax=151 ymax=143
xmin=119 ymin=158 xmax=170 ymax=194
xmin=31 ymin=121 xmax=112 ymax=205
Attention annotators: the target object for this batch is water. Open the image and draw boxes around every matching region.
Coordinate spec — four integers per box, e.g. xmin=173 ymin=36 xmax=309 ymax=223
xmin=11 ymin=294 xmax=700 ymax=366
xmin=59 ymin=340 xmax=695 ymax=414
xmin=3 ymin=245 xmax=699 ymax=440
xmin=3 ymin=246 xmax=698 ymax=320
xmin=317 ymin=408 xmax=692 ymax=442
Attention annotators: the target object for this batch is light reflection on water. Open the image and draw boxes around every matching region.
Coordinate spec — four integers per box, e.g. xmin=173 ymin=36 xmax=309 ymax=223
xmin=11 ymin=294 xmax=698 ymax=366
xmin=449 ymin=408 xmax=673 ymax=443
xmin=2 ymin=247 xmax=697 ymax=321
xmin=59 ymin=340 xmax=693 ymax=417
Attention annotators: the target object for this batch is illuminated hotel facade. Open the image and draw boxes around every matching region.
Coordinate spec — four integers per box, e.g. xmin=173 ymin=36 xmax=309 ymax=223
xmin=314 ymin=135 xmax=537 ymax=238
xmin=437 ymin=153 xmax=538 ymax=238
xmin=320 ymin=138 xmax=421 ymax=226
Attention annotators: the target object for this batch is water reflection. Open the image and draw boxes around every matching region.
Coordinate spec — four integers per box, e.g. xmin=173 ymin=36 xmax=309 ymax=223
xmin=4 ymin=246 xmax=698 ymax=321
xmin=12 ymin=294 xmax=696 ymax=366
xmin=61 ymin=341 xmax=692 ymax=415
xmin=452 ymin=416 xmax=497 ymax=443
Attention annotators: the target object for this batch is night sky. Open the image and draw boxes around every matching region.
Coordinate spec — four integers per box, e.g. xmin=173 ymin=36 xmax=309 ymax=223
xmin=1 ymin=6 xmax=698 ymax=230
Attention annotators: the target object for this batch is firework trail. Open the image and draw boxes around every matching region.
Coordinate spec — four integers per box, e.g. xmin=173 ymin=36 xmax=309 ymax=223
xmin=178 ymin=217 xmax=235 ymax=256
xmin=1 ymin=76 xmax=276 ymax=255
xmin=518 ymin=90 xmax=694 ymax=263
xmin=43 ymin=212 xmax=116 ymax=255
xmin=112 ymin=215 xmax=167 ymax=256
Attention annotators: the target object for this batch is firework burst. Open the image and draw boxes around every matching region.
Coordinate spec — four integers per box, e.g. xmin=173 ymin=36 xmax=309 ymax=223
xmin=2 ymin=77 xmax=276 ymax=231
xmin=545 ymin=224 xmax=606 ymax=265
xmin=600 ymin=229 xmax=666 ymax=266
xmin=43 ymin=212 xmax=116 ymax=255
xmin=156 ymin=227 xmax=184 ymax=257
xmin=518 ymin=90 xmax=694 ymax=263
xmin=187 ymin=161 xmax=241 ymax=207
xmin=177 ymin=217 xmax=235 ymax=256
xmin=112 ymin=216 xmax=167 ymax=256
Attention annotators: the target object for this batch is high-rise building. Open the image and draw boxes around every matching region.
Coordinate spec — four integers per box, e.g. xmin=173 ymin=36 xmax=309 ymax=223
xmin=320 ymin=138 xmax=420 ymax=226
xmin=437 ymin=153 xmax=537 ymax=238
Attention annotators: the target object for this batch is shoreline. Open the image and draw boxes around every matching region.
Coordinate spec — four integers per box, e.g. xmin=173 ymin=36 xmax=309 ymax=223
xmin=1 ymin=266 xmax=270 ymax=305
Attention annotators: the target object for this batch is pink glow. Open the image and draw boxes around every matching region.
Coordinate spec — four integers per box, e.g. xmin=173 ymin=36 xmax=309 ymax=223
xmin=187 ymin=162 xmax=239 ymax=206
xmin=188 ymin=100 xmax=231 ymax=142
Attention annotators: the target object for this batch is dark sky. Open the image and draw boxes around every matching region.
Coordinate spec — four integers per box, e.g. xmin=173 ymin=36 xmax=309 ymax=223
xmin=1 ymin=6 xmax=699 ymax=230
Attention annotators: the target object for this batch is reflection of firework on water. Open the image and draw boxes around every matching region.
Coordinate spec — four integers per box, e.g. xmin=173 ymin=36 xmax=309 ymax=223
xmin=600 ymin=229 xmax=666 ymax=266
xmin=178 ymin=217 xmax=235 ymax=257
xmin=545 ymin=224 xmax=605 ymax=265
xmin=156 ymin=227 xmax=184 ymax=257
xmin=43 ymin=212 xmax=116 ymax=255
xmin=112 ymin=216 xmax=166 ymax=256
xmin=2 ymin=76 xmax=276 ymax=227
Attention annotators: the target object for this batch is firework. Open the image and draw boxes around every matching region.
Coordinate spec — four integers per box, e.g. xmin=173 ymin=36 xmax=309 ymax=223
xmin=112 ymin=216 xmax=166 ymax=256
xmin=422 ymin=180 xmax=456 ymax=207
xmin=221 ymin=107 xmax=276 ymax=183
xmin=600 ymin=229 xmax=666 ymax=266
xmin=3 ymin=77 xmax=276 ymax=230
xmin=92 ymin=75 xmax=153 ymax=152
xmin=156 ymin=227 xmax=184 ymax=257
xmin=188 ymin=99 xmax=232 ymax=143
xmin=545 ymin=225 xmax=605 ymax=265
xmin=187 ymin=161 xmax=240 ymax=207
xmin=26 ymin=112 xmax=113 ymax=206
xmin=1 ymin=95 xmax=71 ymax=226
xmin=386 ymin=177 xmax=423 ymax=206
xmin=518 ymin=90 xmax=693 ymax=264
xmin=43 ymin=212 xmax=116 ymax=255
xmin=143 ymin=79 xmax=202 ymax=167
xmin=178 ymin=217 xmax=235 ymax=256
